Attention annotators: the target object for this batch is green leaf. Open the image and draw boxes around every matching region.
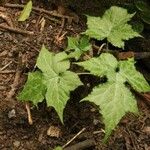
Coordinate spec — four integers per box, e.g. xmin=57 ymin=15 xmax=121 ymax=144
xmin=66 ymin=36 xmax=79 ymax=51
xmin=66 ymin=36 xmax=91 ymax=60
xmin=77 ymin=53 xmax=150 ymax=140
xmin=37 ymin=45 xmax=82 ymax=122
xmin=44 ymin=71 xmax=82 ymax=122
xmin=37 ymin=45 xmax=69 ymax=77
xmin=53 ymin=146 xmax=63 ymax=150
xmin=76 ymin=53 xmax=118 ymax=77
xmin=85 ymin=6 xmax=140 ymax=48
xmin=82 ymin=75 xmax=138 ymax=140
xmin=18 ymin=45 xmax=82 ymax=123
xmin=119 ymin=58 xmax=150 ymax=92
xmin=18 ymin=71 xmax=46 ymax=105
xmin=79 ymin=36 xmax=91 ymax=51
xmin=18 ymin=0 xmax=32 ymax=21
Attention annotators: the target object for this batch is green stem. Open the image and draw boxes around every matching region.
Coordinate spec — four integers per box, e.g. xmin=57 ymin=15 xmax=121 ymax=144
xmin=76 ymin=72 xmax=92 ymax=75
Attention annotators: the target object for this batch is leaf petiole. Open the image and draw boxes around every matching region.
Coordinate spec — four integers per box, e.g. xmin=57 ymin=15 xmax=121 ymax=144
xmin=76 ymin=72 xmax=92 ymax=75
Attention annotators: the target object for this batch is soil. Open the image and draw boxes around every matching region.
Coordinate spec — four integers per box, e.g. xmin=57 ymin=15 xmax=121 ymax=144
xmin=0 ymin=0 xmax=150 ymax=150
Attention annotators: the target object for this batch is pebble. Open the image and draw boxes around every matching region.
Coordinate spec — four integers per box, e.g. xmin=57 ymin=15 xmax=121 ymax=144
xmin=13 ymin=141 xmax=20 ymax=148
xmin=8 ymin=109 xmax=16 ymax=118
xmin=93 ymin=119 xmax=100 ymax=125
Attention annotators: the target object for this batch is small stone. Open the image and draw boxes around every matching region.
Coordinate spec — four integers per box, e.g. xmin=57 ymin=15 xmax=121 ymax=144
xmin=31 ymin=19 xmax=36 ymax=24
xmin=22 ymin=135 xmax=28 ymax=140
xmin=93 ymin=119 xmax=100 ymax=125
xmin=8 ymin=109 xmax=16 ymax=118
xmin=90 ymin=108 xmax=96 ymax=112
xmin=13 ymin=141 xmax=20 ymax=147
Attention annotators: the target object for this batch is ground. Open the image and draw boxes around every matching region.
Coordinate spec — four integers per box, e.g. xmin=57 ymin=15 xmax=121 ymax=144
xmin=0 ymin=0 xmax=150 ymax=150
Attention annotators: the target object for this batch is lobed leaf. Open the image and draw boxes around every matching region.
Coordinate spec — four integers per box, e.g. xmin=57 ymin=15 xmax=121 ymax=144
xmin=85 ymin=6 xmax=141 ymax=48
xmin=18 ymin=45 xmax=82 ymax=123
xmin=83 ymin=74 xmax=139 ymax=140
xmin=37 ymin=45 xmax=82 ymax=122
xmin=78 ymin=53 xmax=150 ymax=140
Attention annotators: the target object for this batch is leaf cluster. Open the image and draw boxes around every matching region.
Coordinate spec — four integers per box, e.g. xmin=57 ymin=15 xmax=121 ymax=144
xmin=18 ymin=45 xmax=82 ymax=122
xmin=18 ymin=6 xmax=150 ymax=142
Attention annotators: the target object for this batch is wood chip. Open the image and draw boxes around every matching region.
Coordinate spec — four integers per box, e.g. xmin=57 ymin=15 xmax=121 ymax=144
xmin=47 ymin=125 xmax=62 ymax=138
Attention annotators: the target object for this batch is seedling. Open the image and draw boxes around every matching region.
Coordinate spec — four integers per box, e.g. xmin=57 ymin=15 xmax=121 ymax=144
xmin=18 ymin=45 xmax=82 ymax=123
xmin=76 ymin=53 xmax=150 ymax=141
xmin=18 ymin=6 xmax=150 ymax=142
xmin=66 ymin=35 xmax=91 ymax=60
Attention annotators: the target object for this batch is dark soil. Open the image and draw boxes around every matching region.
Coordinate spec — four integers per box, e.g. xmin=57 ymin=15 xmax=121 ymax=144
xmin=0 ymin=0 xmax=150 ymax=150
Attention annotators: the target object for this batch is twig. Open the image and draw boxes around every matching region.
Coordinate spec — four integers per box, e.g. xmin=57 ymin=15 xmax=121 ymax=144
xmin=5 ymin=3 xmax=74 ymax=20
xmin=97 ymin=43 xmax=106 ymax=54
xmin=0 ymin=24 xmax=34 ymax=35
xmin=3 ymin=68 xmax=22 ymax=108
xmin=64 ymin=139 xmax=95 ymax=150
xmin=126 ymin=127 xmax=138 ymax=150
xmin=44 ymin=15 xmax=61 ymax=24
xmin=143 ymin=93 xmax=150 ymax=102
xmin=25 ymin=41 xmax=40 ymax=52
xmin=54 ymin=17 xmax=66 ymax=44
xmin=55 ymin=31 xmax=67 ymax=44
xmin=0 ymin=70 xmax=16 ymax=74
xmin=25 ymin=102 xmax=33 ymax=125
xmin=7 ymin=70 xmax=22 ymax=99
xmin=7 ymin=53 xmax=22 ymax=99
xmin=84 ymin=54 xmax=91 ymax=59
xmin=62 ymin=128 xmax=86 ymax=148
xmin=93 ymin=129 xmax=105 ymax=134
xmin=134 ymin=52 xmax=150 ymax=59
xmin=0 ymin=11 xmax=13 ymax=27
xmin=57 ymin=18 xmax=65 ymax=38
xmin=135 ymin=92 xmax=150 ymax=107
xmin=54 ymin=17 xmax=67 ymax=44
xmin=93 ymin=44 xmax=150 ymax=60
xmin=0 ymin=61 xmax=12 ymax=71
